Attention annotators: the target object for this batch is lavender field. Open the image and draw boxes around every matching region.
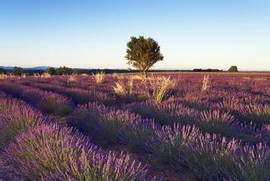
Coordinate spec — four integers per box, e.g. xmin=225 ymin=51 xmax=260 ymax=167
xmin=0 ymin=73 xmax=269 ymax=180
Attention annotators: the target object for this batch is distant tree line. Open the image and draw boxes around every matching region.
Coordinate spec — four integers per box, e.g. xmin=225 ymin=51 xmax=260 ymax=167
xmin=0 ymin=67 xmax=5 ymax=74
xmin=1 ymin=66 xmax=140 ymax=76
xmin=193 ymin=68 xmax=222 ymax=72
xmin=0 ymin=66 xmax=237 ymax=76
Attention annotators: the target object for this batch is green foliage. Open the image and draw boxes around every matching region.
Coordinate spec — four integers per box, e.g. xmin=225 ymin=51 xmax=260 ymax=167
xmin=228 ymin=66 xmax=238 ymax=72
xmin=72 ymin=68 xmax=81 ymax=75
xmin=56 ymin=66 xmax=73 ymax=75
xmin=125 ymin=36 xmax=163 ymax=78
xmin=0 ymin=67 xmax=5 ymax=74
xmin=12 ymin=67 xmax=24 ymax=76
xmin=44 ymin=67 xmax=56 ymax=75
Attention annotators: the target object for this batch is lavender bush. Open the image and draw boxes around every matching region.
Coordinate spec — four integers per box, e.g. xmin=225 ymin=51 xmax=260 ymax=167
xmin=2 ymin=124 xmax=150 ymax=180
xmin=148 ymin=124 xmax=200 ymax=166
xmin=0 ymin=98 xmax=47 ymax=148
xmin=69 ymin=102 xmax=155 ymax=151
xmin=0 ymin=83 xmax=72 ymax=116
xmin=197 ymin=109 xmax=235 ymax=136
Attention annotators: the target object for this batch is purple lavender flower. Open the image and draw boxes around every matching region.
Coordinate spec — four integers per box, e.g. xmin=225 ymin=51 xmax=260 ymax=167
xmin=0 ymin=98 xmax=48 ymax=148
xmin=2 ymin=124 xmax=150 ymax=180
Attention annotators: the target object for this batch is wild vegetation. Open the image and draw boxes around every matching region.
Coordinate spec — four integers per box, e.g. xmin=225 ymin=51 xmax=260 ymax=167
xmin=125 ymin=36 xmax=164 ymax=78
xmin=0 ymin=72 xmax=269 ymax=180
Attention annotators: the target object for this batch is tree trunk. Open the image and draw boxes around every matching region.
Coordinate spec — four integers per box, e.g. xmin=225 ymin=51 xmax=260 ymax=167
xmin=141 ymin=71 xmax=147 ymax=79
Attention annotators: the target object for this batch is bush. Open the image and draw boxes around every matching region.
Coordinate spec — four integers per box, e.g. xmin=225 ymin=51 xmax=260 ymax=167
xmin=149 ymin=124 xmax=200 ymax=167
xmin=179 ymin=134 xmax=239 ymax=179
xmin=92 ymin=71 xmax=106 ymax=84
xmin=228 ymin=66 xmax=238 ymax=72
xmin=93 ymin=109 xmax=142 ymax=146
xmin=39 ymin=92 xmax=72 ymax=116
xmin=118 ymin=119 xmax=156 ymax=153
xmin=2 ymin=124 xmax=150 ymax=180
xmin=148 ymin=76 xmax=176 ymax=102
xmin=12 ymin=67 xmax=24 ymax=76
xmin=44 ymin=67 xmax=56 ymax=75
xmin=238 ymin=104 xmax=270 ymax=130
xmin=197 ymin=110 xmax=235 ymax=135
xmin=0 ymin=98 xmax=47 ymax=148
xmin=179 ymin=134 xmax=270 ymax=180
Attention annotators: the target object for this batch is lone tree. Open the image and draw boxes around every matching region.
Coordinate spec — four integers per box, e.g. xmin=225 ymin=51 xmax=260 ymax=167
xmin=228 ymin=65 xmax=238 ymax=72
xmin=12 ymin=67 xmax=23 ymax=76
xmin=44 ymin=67 xmax=57 ymax=75
xmin=125 ymin=36 xmax=163 ymax=78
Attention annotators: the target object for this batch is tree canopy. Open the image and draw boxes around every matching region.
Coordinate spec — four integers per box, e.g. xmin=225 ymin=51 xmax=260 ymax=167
xmin=56 ymin=66 xmax=73 ymax=75
xmin=45 ymin=67 xmax=57 ymax=75
xmin=125 ymin=36 xmax=163 ymax=78
xmin=12 ymin=67 xmax=24 ymax=76
xmin=228 ymin=66 xmax=238 ymax=72
xmin=0 ymin=68 xmax=5 ymax=74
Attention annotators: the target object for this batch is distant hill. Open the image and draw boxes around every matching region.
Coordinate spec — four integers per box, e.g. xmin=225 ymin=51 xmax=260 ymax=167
xmin=0 ymin=66 xmax=14 ymax=70
xmin=24 ymin=66 xmax=49 ymax=71
xmin=0 ymin=66 xmax=49 ymax=71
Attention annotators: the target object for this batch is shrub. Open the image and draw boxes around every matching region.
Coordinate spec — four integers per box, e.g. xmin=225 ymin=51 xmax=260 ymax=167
xmin=148 ymin=76 xmax=176 ymax=102
xmin=201 ymin=74 xmax=210 ymax=92
xmin=70 ymin=103 xmax=147 ymax=147
xmin=228 ymin=65 xmax=238 ymax=72
xmin=93 ymin=109 xmax=142 ymax=146
xmin=0 ymin=73 xmax=8 ymax=80
xmin=92 ymin=71 xmax=105 ymax=84
xmin=179 ymin=133 xmax=269 ymax=180
xmin=233 ymin=143 xmax=270 ymax=180
xmin=69 ymin=103 xmax=155 ymax=151
xmin=113 ymin=78 xmax=134 ymax=96
xmin=12 ymin=67 xmax=23 ymax=76
xmin=39 ymin=91 xmax=73 ymax=116
xmin=0 ymin=98 xmax=47 ymax=148
xmin=44 ymin=67 xmax=56 ymax=75
xmin=179 ymin=134 xmax=240 ymax=179
xmin=238 ymin=104 xmax=270 ymax=130
xmin=41 ymin=72 xmax=51 ymax=78
xmin=0 ymin=90 xmax=8 ymax=98
xmin=67 ymin=102 xmax=105 ymax=134
xmin=125 ymin=102 xmax=174 ymax=125
xmin=197 ymin=110 xmax=235 ymax=135
xmin=148 ymin=124 xmax=200 ymax=167
xmin=118 ymin=119 xmax=156 ymax=153
xmin=67 ymin=75 xmax=77 ymax=84
xmin=156 ymin=103 xmax=199 ymax=125
xmin=2 ymin=124 xmax=149 ymax=180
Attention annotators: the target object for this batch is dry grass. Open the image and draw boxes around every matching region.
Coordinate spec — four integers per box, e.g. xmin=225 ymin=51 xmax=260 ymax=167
xmin=67 ymin=75 xmax=77 ymax=84
xmin=0 ymin=74 xmax=8 ymax=80
xmin=113 ymin=78 xmax=134 ymax=96
xmin=93 ymin=71 xmax=106 ymax=84
xmin=41 ymin=72 xmax=51 ymax=78
xmin=149 ymin=76 xmax=176 ymax=102
xmin=201 ymin=74 xmax=210 ymax=92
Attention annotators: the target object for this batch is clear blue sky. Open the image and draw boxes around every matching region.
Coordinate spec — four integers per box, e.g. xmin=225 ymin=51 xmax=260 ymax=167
xmin=0 ymin=0 xmax=269 ymax=70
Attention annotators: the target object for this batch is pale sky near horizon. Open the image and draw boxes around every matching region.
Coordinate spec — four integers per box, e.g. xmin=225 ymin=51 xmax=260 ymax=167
xmin=0 ymin=0 xmax=270 ymax=71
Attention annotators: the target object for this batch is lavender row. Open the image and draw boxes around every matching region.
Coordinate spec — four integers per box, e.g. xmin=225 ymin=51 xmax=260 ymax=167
xmin=22 ymin=81 xmax=116 ymax=105
xmin=2 ymin=124 xmax=151 ymax=180
xmin=68 ymin=102 xmax=270 ymax=180
xmin=0 ymin=98 xmax=49 ymax=149
xmin=0 ymin=82 xmax=72 ymax=116
xmin=124 ymin=101 xmax=269 ymax=144
xmin=0 ymin=97 xmax=153 ymax=180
